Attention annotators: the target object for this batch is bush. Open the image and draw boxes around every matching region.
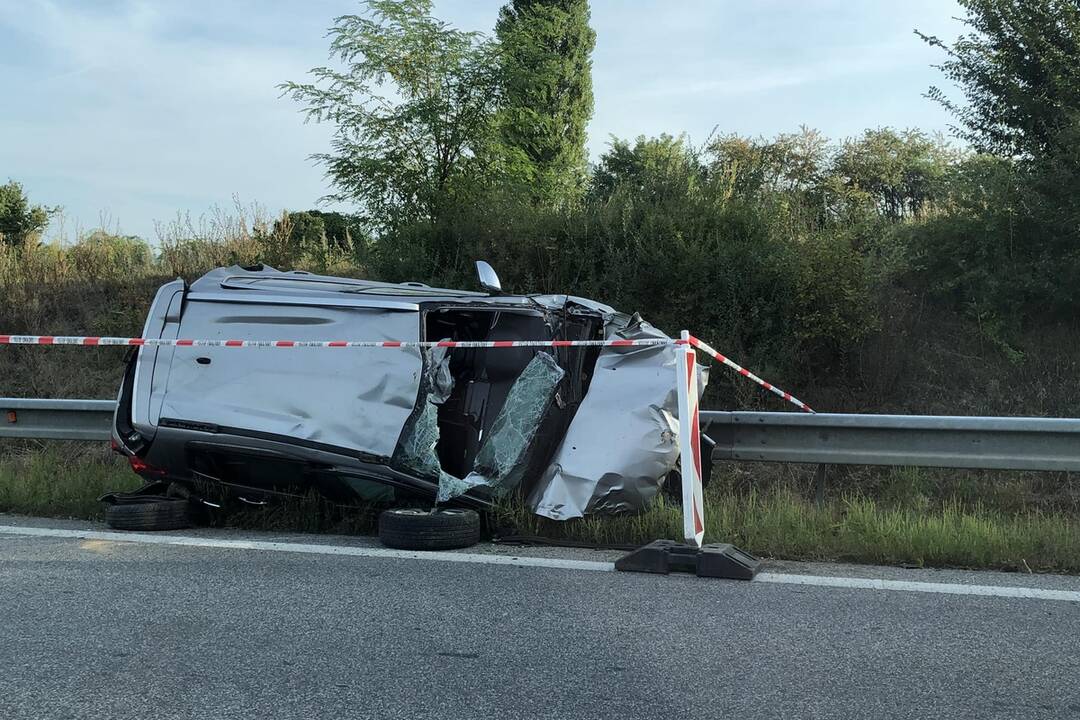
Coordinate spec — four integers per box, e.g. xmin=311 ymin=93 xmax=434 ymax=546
xmin=900 ymin=133 xmax=1080 ymax=350
xmin=373 ymin=154 xmax=879 ymax=400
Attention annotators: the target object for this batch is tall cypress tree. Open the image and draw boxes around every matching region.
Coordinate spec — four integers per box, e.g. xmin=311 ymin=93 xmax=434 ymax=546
xmin=495 ymin=0 xmax=596 ymax=203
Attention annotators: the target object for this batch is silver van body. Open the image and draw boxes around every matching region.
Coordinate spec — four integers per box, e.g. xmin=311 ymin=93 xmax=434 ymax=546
xmin=113 ymin=265 xmax=705 ymax=518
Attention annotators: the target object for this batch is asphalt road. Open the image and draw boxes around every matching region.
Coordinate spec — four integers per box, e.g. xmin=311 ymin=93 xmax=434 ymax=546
xmin=2 ymin=517 xmax=1079 ymax=720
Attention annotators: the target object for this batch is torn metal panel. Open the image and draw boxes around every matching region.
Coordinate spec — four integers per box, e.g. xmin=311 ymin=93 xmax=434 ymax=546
xmin=529 ymin=318 xmax=708 ymax=519
xmin=530 ymin=294 xmax=618 ymax=320
xmin=438 ymin=352 xmax=565 ymax=503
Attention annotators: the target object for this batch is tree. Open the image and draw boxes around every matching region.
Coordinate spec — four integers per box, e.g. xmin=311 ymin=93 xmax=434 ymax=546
xmin=275 ymin=210 xmax=365 ymax=253
xmin=706 ymin=128 xmax=829 ymax=199
xmin=280 ymin=0 xmax=504 ymax=231
xmin=589 ymin=134 xmax=702 ymax=204
xmin=918 ymin=0 xmax=1080 ymax=160
xmin=284 ymin=211 xmax=327 ymax=251
xmin=495 ymin=0 xmax=596 ymax=203
xmin=831 ymin=129 xmax=957 ymax=221
xmin=916 ymin=0 xmax=1080 ymax=324
xmin=0 ymin=180 xmax=52 ymax=246
xmin=316 ymin=210 xmax=369 ymax=255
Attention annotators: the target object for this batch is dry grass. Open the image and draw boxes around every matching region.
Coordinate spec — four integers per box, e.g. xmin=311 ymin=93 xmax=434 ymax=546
xmin=0 ymin=445 xmax=140 ymax=520
xmin=0 ymin=204 xmax=357 ymax=399
xmin=497 ymin=475 xmax=1080 ymax=573
xmin=3 ymin=448 xmax=1078 ymax=574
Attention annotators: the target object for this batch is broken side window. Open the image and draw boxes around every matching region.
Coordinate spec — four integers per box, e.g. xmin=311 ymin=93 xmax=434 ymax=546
xmin=391 ymin=345 xmax=458 ymax=488
xmin=394 ymin=346 xmax=567 ymax=505
xmin=439 ymin=352 xmax=565 ymax=502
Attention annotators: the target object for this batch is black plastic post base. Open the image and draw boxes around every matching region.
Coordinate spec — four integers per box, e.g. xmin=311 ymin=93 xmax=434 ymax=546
xmin=615 ymin=539 xmax=761 ymax=580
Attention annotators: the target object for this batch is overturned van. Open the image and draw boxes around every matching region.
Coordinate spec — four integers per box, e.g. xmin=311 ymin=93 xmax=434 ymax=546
xmin=111 ymin=263 xmax=707 ymax=521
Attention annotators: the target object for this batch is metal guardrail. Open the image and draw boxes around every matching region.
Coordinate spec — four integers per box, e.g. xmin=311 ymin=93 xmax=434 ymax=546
xmin=700 ymin=411 xmax=1080 ymax=472
xmin=3 ymin=398 xmax=1079 ymax=473
xmin=1 ymin=398 xmax=115 ymax=441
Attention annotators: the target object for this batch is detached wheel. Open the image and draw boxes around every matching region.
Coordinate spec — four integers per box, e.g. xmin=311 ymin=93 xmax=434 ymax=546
xmin=105 ymin=497 xmax=191 ymax=531
xmin=378 ymin=508 xmax=480 ymax=551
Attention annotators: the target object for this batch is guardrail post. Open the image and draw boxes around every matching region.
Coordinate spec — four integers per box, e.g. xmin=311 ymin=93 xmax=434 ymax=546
xmin=812 ymin=463 xmax=828 ymax=507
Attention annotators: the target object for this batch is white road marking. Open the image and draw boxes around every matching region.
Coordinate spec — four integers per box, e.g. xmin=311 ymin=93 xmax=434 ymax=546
xmin=755 ymin=572 xmax=1080 ymax=602
xmin=0 ymin=525 xmax=616 ymax=573
xmin=2 ymin=524 xmax=1078 ymax=602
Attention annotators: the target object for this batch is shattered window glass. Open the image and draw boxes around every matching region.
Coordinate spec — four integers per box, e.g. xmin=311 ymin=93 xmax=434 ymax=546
xmin=394 ymin=346 xmax=566 ymax=505
xmin=391 ymin=346 xmax=456 ymax=486
xmin=439 ymin=352 xmax=565 ymax=502
xmin=393 ymin=398 xmax=446 ymax=482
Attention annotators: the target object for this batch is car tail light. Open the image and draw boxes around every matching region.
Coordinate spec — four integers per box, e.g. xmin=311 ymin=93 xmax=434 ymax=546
xmin=128 ymin=455 xmax=166 ymax=477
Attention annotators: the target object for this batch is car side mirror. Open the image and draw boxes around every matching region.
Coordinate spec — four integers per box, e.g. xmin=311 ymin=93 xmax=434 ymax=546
xmin=475 ymin=260 xmax=502 ymax=293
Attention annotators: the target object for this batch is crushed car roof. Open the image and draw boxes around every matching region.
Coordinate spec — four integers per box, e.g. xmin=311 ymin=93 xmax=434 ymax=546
xmin=188 ymin=265 xmax=620 ymax=316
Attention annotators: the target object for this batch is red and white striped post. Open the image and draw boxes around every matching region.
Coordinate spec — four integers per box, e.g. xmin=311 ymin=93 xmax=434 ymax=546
xmin=675 ymin=330 xmax=705 ymax=548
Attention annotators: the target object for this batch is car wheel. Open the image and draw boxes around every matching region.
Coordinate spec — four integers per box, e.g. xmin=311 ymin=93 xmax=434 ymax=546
xmin=378 ymin=508 xmax=481 ymax=551
xmin=105 ymin=497 xmax=192 ymax=531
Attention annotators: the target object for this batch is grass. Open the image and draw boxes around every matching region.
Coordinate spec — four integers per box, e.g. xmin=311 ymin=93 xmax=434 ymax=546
xmin=0 ymin=447 xmax=141 ymax=520
xmin=211 ymin=493 xmax=381 ymax=536
xmin=2 ymin=448 xmax=1079 ymax=574
xmin=499 ymin=487 xmax=1080 ymax=573
xmin=0 ymin=447 xmax=381 ymax=534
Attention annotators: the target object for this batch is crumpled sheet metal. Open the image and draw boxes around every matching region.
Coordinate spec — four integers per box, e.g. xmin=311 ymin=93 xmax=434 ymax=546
xmin=439 ymin=352 xmax=565 ymax=502
xmin=528 ymin=318 xmax=708 ymax=520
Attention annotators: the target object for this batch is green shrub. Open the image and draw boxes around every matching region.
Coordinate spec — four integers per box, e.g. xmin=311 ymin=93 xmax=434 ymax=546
xmin=373 ymin=137 xmax=880 ymax=393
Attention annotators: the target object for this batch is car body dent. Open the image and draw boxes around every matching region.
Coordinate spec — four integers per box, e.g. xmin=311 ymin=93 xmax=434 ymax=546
xmin=116 ymin=264 xmax=705 ymax=517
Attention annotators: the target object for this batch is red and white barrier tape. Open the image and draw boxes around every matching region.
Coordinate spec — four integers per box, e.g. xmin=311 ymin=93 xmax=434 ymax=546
xmin=0 ymin=333 xmax=813 ymax=412
xmin=687 ymin=335 xmax=814 ymax=413
xmin=0 ymin=335 xmax=674 ymax=350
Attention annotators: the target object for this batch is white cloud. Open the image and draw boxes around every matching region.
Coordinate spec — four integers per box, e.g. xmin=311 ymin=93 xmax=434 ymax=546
xmin=1 ymin=0 xmax=341 ymax=238
xmin=0 ymin=0 xmax=966 ymax=239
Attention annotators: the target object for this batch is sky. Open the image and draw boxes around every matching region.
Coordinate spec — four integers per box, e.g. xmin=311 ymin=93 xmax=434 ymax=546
xmin=0 ymin=0 xmax=967 ymax=242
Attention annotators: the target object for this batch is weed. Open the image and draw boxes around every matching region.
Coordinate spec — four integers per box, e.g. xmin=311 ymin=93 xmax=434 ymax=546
xmin=2 ymin=452 xmax=1077 ymax=573
xmin=490 ymin=482 xmax=1080 ymax=573
xmin=0 ymin=447 xmax=140 ymax=520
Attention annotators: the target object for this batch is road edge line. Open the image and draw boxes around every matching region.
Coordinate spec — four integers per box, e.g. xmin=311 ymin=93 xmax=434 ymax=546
xmin=0 ymin=524 xmax=616 ymax=573
xmin=755 ymin=571 xmax=1080 ymax=602
xmin=5 ymin=524 xmax=1079 ymax=602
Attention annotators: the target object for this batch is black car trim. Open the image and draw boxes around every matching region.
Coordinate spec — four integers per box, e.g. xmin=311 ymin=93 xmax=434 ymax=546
xmin=158 ymin=417 xmax=390 ymax=466
xmin=178 ymin=433 xmax=487 ymax=506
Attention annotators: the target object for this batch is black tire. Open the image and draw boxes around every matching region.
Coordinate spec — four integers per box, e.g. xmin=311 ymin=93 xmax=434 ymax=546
xmin=378 ymin=508 xmax=480 ymax=551
xmin=105 ymin=497 xmax=192 ymax=531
